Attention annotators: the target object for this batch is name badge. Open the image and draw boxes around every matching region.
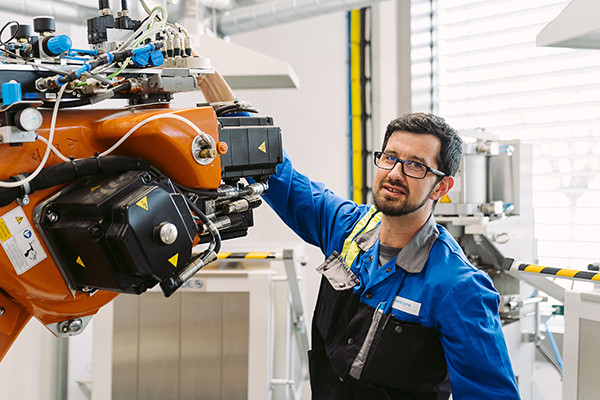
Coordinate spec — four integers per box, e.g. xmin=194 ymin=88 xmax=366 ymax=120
xmin=392 ymin=296 xmax=421 ymax=316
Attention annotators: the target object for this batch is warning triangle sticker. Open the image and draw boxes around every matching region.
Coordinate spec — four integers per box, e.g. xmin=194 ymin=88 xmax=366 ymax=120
xmin=76 ymin=256 xmax=85 ymax=268
xmin=136 ymin=196 xmax=149 ymax=211
xmin=16 ymin=216 xmax=23 ymax=224
xmin=169 ymin=254 xmax=179 ymax=267
xmin=440 ymin=195 xmax=451 ymax=203
xmin=258 ymin=141 xmax=266 ymax=153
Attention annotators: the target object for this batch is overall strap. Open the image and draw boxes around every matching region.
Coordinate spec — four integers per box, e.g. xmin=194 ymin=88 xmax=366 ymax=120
xmin=340 ymin=205 xmax=382 ymax=269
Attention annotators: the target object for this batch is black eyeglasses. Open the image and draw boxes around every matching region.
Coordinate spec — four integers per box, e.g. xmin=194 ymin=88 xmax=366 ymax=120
xmin=373 ymin=151 xmax=447 ymax=179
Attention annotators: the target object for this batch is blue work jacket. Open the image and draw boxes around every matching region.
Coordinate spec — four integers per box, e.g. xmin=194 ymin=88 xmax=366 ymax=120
xmin=262 ymin=151 xmax=521 ymax=400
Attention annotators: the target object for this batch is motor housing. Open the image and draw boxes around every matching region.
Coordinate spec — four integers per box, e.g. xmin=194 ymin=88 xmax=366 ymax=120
xmin=37 ymin=170 xmax=197 ymax=295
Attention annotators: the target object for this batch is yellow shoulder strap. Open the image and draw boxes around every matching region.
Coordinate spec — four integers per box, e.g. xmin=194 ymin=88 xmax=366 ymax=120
xmin=340 ymin=206 xmax=382 ymax=269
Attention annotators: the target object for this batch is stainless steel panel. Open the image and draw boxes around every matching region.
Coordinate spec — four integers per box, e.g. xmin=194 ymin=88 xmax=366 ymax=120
xmin=180 ymin=292 xmax=223 ymax=400
xmin=222 ymin=293 xmax=249 ymax=400
xmin=138 ymin=293 xmax=181 ymax=400
xmin=112 ymin=291 xmax=251 ymax=400
xmin=113 ymin=295 xmax=140 ymax=400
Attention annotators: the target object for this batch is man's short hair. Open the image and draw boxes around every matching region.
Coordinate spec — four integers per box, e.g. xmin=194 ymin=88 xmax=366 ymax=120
xmin=382 ymin=113 xmax=463 ymax=177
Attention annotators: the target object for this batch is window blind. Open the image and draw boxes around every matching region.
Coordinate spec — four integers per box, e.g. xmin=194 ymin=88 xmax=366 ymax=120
xmin=428 ymin=0 xmax=600 ymax=269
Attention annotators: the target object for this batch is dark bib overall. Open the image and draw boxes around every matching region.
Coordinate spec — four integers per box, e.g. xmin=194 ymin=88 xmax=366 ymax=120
xmin=308 ymin=249 xmax=451 ymax=400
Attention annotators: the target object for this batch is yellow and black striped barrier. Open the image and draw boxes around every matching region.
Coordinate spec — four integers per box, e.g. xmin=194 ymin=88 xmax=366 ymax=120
xmin=217 ymin=252 xmax=277 ymax=260
xmin=503 ymin=258 xmax=600 ymax=282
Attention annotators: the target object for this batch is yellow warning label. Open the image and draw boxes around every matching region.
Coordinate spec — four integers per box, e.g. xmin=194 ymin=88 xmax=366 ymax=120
xmin=16 ymin=216 xmax=23 ymax=224
xmin=76 ymin=256 xmax=85 ymax=268
xmin=136 ymin=196 xmax=149 ymax=211
xmin=90 ymin=186 xmax=100 ymax=192
xmin=169 ymin=254 xmax=179 ymax=267
xmin=258 ymin=141 xmax=266 ymax=153
xmin=0 ymin=218 xmax=12 ymax=242
xmin=440 ymin=195 xmax=451 ymax=203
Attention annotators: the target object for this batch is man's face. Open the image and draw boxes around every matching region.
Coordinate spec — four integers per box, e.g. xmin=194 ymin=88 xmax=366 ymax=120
xmin=373 ymin=130 xmax=444 ymax=217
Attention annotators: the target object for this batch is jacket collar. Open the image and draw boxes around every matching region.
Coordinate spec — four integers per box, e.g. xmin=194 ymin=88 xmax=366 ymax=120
xmin=354 ymin=213 xmax=439 ymax=273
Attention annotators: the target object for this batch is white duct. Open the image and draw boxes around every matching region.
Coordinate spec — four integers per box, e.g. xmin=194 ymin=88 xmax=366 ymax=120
xmin=0 ymin=0 xmax=97 ymax=25
xmin=217 ymin=0 xmax=390 ymax=36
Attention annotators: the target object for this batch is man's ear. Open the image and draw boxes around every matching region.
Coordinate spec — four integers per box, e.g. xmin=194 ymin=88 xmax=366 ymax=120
xmin=430 ymin=176 xmax=454 ymax=201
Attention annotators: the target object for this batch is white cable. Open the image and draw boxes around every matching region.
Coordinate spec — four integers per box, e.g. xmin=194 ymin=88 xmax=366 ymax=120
xmin=0 ymin=84 xmax=67 ymax=188
xmin=139 ymin=0 xmax=153 ymax=16
xmin=99 ymin=112 xmax=207 ymax=157
xmin=117 ymin=8 xmax=162 ymax=51
xmin=31 ymin=111 xmax=207 ymax=162
xmin=93 ymin=6 xmax=165 ymax=74
xmin=36 ymin=136 xmax=71 ymax=162
xmin=174 ymin=23 xmax=190 ymax=39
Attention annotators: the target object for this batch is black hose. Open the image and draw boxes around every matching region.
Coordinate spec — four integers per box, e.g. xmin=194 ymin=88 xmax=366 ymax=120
xmin=215 ymin=104 xmax=259 ymax=117
xmin=0 ymin=156 xmax=152 ymax=207
xmin=173 ymin=182 xmax=220 ymax=198
xmin=185 ymin=197 xmax=221 ymax=255
xmin=41 ymin=97 xmax=92 ymax=109
xmin=0 ymin=21 xmax=19 ymax=45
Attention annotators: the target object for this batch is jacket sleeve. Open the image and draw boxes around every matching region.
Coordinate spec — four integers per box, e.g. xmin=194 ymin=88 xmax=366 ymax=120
xmin=435 ymin=272 xmax=521 ymax=399
xmin=261 ymin=150 xmax=364 ymax=257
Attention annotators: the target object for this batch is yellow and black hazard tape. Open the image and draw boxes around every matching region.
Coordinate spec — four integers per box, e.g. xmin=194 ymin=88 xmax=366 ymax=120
xmin=517 ymin=263 xmax=600 ymax=282
xmin=217 ymin=252 xmax=276 ymax=260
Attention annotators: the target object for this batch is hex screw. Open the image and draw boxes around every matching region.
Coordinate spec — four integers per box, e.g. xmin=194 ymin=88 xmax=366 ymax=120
xmin=46 ymin=211 xmax=59 ymax=223
xmin=59 ymin=319 xmax=83 ymax=334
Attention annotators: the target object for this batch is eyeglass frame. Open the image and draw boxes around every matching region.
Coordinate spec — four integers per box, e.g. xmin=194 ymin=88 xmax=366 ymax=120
xmin=373 ymin=151 xmax=447 ymax=179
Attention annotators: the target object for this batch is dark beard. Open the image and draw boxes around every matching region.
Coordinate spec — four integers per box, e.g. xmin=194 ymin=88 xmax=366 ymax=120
xmin=373 ymin=181 xmax=435 ymax=217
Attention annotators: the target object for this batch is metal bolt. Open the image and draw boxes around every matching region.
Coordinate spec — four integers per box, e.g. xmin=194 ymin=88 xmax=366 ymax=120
xmin=81 ymin=286 xmax=95 ymax=293
xmin=157 ymin=222 xmax=178 ymax=245
xmin=46 ymin=211 xmax=59 ymax=223
xmin=17 ymin=195 xmax=30 ymax=206
xmin=141 ymin=172 xmax=152 ymax=183
xmin=198 ymin=149 xmax=217 ymax=159
xmin=59 ymin=319 xmax=83 ymax=334
xmin=0 ymin=307 xmax=5 ymax=316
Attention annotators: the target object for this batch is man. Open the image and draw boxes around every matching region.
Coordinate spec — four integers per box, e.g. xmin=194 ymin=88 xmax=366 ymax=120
xmin=198 ymin=73 xmax=519 ymax=399
xmin=260 ymin=113 xmax=520 ymax=399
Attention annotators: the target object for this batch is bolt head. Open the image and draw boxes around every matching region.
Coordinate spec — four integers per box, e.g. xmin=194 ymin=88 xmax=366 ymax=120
xmin=157 ymin=222 xmax=178 ymax=245
xmin=47 ymin=211 xmax=59 ymax=223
